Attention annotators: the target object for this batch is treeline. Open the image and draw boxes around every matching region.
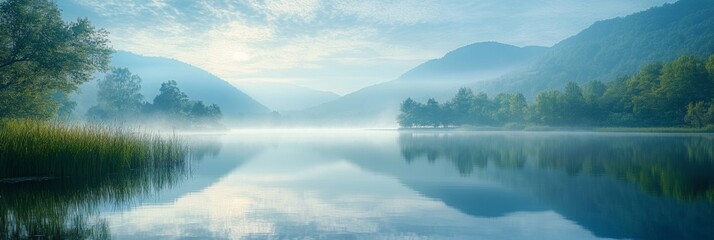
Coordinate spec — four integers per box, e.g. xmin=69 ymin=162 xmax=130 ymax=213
xmin=399 ymin=55 xmax=714 ymax=128
xmin=398 ymin=133 xmax=714 ymax=203
xmin=87 ymin=68 xmax=222 ymax=128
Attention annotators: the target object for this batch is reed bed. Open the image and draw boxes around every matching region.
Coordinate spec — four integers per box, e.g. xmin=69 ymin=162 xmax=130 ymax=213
xmin=0 ymin=119 xmax=188 ymax=179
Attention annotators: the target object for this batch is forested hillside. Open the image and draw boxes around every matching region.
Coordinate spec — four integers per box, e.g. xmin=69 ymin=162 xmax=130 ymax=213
xmin=493 ymin=0 xmax=714 ymax=95
xmin=74 ymin=52 xmax=269 ymax=120
xmin=305 ymin=43 xmax=546 ymax=125
xmin=400 ymin=54 xmax=714 ymax=128
xmin=398 ymin=42 xmax=547 ymax=82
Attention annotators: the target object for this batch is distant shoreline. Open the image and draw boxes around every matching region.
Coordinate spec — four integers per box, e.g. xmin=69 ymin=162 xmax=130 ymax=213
xmin=396 ymin=125 xmax=714 ymax=133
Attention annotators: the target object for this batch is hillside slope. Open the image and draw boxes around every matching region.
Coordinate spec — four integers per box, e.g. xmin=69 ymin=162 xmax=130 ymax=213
xmin=236 ymin=82 xmax=340 ymax=112
xmin=74 ymin=51 xmax=269 ymax=120
xmin=305 ymin=42 xmax=547 ymax=125
xmin=492 ymin=0 xmax=714 ymax=95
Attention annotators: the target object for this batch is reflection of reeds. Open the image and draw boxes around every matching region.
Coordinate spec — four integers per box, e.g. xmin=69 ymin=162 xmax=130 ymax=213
xmin=1 ymin=162 xmax=191 ymax=239
xmin=0 ymin=119 xmax=196 ymax=239
xmin=0 ymin=119 xmax=187 ymax=179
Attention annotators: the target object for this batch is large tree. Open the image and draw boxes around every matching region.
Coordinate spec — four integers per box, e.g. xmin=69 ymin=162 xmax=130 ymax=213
xmin=0 ymin=0 xmax=112 ymax=119
xmin=151 ymin=80 xmax=189 ymax=117
xmin=87 ymin=68 xmax=144 ymax=121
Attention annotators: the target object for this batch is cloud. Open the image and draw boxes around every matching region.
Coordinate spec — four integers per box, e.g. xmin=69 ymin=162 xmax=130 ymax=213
xmin=330 ymin=0 xmax=446 ymax=25
xmin=62 ymin=0 xmax=677 ymax=94
xmin=262 ymin=0 xmax=322 ymax=22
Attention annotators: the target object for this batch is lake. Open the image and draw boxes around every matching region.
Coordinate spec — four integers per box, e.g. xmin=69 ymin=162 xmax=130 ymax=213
xmin=2 ymin=130 xmax=714 ymax=239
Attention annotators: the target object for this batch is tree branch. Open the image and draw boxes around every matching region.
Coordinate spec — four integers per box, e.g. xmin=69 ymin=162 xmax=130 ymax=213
xmin=0 ymin=56 xmax=30 ymax=69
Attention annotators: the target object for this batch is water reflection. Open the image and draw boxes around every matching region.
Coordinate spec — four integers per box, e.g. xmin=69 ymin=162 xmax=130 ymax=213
xmin=398 ymin=132 xmax=714 ymax=202
xmin=0 ymin=139 xmax=221 ymax=239
xmin=398 ymin=132 xmax=714 ymax=239
xmin=4 ymin=131 xmax=714 ymax=239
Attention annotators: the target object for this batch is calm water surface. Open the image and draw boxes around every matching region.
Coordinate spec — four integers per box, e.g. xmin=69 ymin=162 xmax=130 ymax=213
xmin=3 ymin=130 xmax=714 ymax=239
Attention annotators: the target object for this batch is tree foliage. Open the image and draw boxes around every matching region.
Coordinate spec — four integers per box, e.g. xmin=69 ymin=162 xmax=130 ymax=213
xmin=497 ymin=0 xmax=714 ymax=97
xmin=0 ymin=0 xmax=111 ymax=119
xmin=87 ymin=68 xmax=144 ymax=121
xmin=88 ymin=75 xmax=223 ymax=128
xmin=399 ymin=54 xmax=714 ymax=128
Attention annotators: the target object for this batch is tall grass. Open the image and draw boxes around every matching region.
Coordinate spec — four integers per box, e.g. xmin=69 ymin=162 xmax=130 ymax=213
xmin=0 ymin=119 xmax=188 ymax=179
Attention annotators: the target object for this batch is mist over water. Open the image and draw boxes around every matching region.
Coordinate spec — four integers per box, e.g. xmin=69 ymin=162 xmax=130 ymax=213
xmin=5 ymin=130 xmax=713 ymax=239
xmin=4 ymin=1 xmax=714 ymax=239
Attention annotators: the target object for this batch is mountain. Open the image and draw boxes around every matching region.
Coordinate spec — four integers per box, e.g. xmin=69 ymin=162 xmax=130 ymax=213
xmin=303 ymin=42 xmax=547 ymax=126
xmin=73 ymin=51 xmax=269 ymax=120
xmin=490 ymin=0 xmax=714 ymax=95
xmin=235 ymin=82 xmax=340 ymax=112
xmin=399 ymin=42 xmax=548 ymax=82
xmin=307 ymin=0 xmax=714 ymax=126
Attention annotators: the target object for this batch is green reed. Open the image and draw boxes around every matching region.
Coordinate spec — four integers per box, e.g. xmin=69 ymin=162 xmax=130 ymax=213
xmin=0 ymin=119 xmax=188 ymax=179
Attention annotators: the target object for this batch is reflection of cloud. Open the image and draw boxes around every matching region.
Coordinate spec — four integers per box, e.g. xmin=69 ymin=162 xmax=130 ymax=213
xmin=103 ymin=157 xmax=603 ymax=239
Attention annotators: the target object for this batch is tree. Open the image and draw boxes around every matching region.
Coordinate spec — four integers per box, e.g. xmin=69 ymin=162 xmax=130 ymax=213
xmin=534 ymin=90 xmax=564 ymax=125
xmin=398 ymin=98 xmax=421 ymax=127
xmin=562 ymin=82 xmax=586 ymax=124
xmin=87 ymin=68 xmax=144 ymax=121
xmin=582 ymin=81 xmax=606 ymax=105
xmin=448 ymin=88 xmax=475 ymax=125
xmin=188 ymin=101 xmax=222 ymax=125
xmin=706 ymin=55 xmax=714 ymax=80
xmin=655 ymin=56 xmax=712 ymax=124
xmin=469 ymin=92 xmax=492 ymax=125
xmin=0 ymin=0 xmax=111 ymax=119
xmin=582 ymin=81 xmax=607 ymax=124
xmin=619 ymin=64 xmax=665 ymax=125
xmin=424 ymin=98 xmax=442 ymax=127
xmin=492 ymin=93 xmax=527 ymax=123
xmin=685 ymin=101 xmax=714 ymax=127
xmin=151 ymin=80 xmax=188 ymax=117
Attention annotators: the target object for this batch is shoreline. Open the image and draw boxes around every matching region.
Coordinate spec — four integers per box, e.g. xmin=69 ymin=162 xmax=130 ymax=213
xmin=396 ymin=125 xmax=714 ymax=133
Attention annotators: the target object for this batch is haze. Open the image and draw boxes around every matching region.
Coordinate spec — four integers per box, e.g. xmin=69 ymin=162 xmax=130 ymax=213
xmin=57 ymin=0 xmax=673 ymax=95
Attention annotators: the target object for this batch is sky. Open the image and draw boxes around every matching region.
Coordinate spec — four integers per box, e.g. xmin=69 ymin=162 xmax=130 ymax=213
xmin=57 ymin=0 xmax=676 ymax=95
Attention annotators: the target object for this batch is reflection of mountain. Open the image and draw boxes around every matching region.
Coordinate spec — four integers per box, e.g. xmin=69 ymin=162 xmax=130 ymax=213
xmin=396 ymin=132 xmax=714 ymax=239
xmin=308 ymin=137 xmax=548 ymax=218
xmin=406 ymin=180 xmax=547 ymax=217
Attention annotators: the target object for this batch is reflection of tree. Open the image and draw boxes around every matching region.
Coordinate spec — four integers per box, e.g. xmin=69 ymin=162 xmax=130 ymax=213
xmin=399 ymin=132 xmax=714 ymax=239
xmin=0 ymin=139 xmax=221 ymax=239
xmin=398 ymin=133 xmax=714 ymax=202
xmin=400 ymin=133 xmax=527 ymax=176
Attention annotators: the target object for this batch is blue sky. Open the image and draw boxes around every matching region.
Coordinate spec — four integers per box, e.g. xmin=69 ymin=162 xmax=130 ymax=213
xmin=57 ymin=0 xmax=675 ymax=95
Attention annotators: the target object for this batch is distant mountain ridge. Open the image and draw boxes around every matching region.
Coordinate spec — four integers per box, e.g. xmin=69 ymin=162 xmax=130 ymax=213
xmin=303 ymin=42 xmax=547 ymax=126
xmin=74 ymin=51 xmax=269 ymax=120
xmin=305 ymin=0 xmax=714 ymax=126
xmin=399 ymin=42 xmax=547 ymax=81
